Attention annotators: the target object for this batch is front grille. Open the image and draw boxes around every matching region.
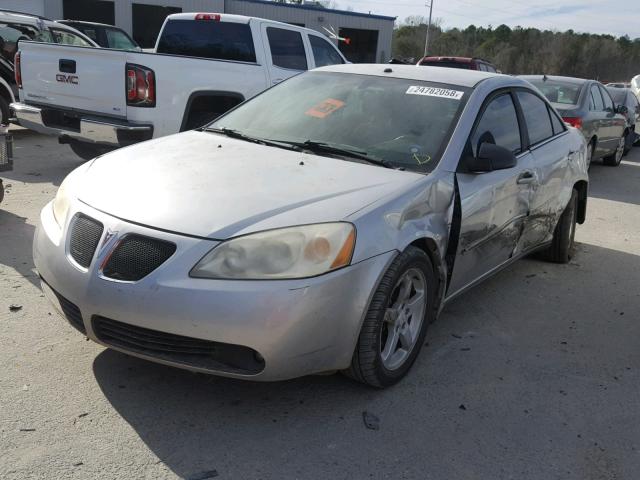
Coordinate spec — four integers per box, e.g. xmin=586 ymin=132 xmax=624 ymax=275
xmin=102 ymin=234 xmax=176 ymax=281
xmin=92 ymin=316 xmax=265 ymax=374
xmin=41 ymin=278 xmax=86 ymax=334
xmin=69 ymin=214 xmax=104 ymax=268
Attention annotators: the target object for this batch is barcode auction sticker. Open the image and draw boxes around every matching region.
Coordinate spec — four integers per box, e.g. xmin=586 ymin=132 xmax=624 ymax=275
xmin=406 ymin=86 xmax=464 ymax=100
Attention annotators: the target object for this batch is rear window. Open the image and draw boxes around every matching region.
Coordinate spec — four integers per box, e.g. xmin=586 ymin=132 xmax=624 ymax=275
xmin=420 ymin=61 xmax=470 ymax=70
xmin=157 ymin=19 xmax=256 ymax=62
xmin=526 ymin=79 xmax=582 ymax=105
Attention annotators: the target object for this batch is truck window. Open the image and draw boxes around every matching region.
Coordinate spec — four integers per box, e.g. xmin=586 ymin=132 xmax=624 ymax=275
xmin=309 ymin=35 xmax=343 ymax=68
xmin=157 ymin=20 xmax=256 ymax=62
xmin=50 ymin=28 xmax=92 ymax=47
xmin=266 ymin=27 xmax=307 ymax=71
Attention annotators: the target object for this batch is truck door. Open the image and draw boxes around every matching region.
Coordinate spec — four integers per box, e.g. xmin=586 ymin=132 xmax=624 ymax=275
xmin=260 ymin=25 xmax=308 ymax=86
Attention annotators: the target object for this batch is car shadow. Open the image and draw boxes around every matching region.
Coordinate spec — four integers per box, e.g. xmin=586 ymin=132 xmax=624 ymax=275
xmin=1 ymin=128 xmax=84 ymax=187
xmin=91 ymin=242 xmax=640 ymax=479
xmin=0 ymin=208 xmax=38 ymax=289
xmin=588 ymin=147 xmax=640 ymax=206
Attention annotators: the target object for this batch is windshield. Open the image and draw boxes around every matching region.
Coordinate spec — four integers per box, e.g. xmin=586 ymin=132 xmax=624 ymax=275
xmin=209 ymin=72 xmax=469 ymax=173
xmin=526 ymin=79 xmax=582 ymax=105
xmin=608 ymin=89 xmax=626 ymax=104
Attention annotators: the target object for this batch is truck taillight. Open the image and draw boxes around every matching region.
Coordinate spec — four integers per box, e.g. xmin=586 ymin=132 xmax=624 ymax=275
xmin=195 ymin=13 xmax=221 ymax=21
xmin=15 ymin=51 xmax=22 ymax=89
xmin=126 ymin=63 xmax=155 ymax=107
xmin=563 ymin=116 xmax=582 ymax=129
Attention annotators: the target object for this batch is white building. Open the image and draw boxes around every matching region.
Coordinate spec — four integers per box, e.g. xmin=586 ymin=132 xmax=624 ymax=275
xmin=0 ymin=0 xmax=395 ymax=62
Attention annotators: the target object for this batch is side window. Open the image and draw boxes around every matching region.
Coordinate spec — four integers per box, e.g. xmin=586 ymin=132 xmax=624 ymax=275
xmin=590 ymin=85 xmax=604 ymax=111
xmin=516 ymin=91 xmax=554 ymax=145
xmin=50 ymin=28 xmax=92 ymax=47
xmin=588 ymin=90 xmax=596 ymax=111
xmin=309 ymin=35 xmax=344 ymax=68
xmin=471 ymin=93 xmax=521 ymax=156
xmin=266 ymin=27 xmax=307 ymax=71
xmin=599 ymin=86 xmax=614 ymax=111
xmin=549 ymin=107 xmax=566 ymax=135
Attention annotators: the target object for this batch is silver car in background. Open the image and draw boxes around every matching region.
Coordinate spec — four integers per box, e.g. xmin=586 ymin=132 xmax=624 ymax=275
xmin=34 ymin=65 xmax=588 ymax=387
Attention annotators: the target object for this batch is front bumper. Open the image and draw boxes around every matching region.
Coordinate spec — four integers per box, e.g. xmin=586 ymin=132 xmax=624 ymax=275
xmin=34 ymin=201 xmax=394 ymax=381
xmin=11 ymin=102 xmax=153 ymax=147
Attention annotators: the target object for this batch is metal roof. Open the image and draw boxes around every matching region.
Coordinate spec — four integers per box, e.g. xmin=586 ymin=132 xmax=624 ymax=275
xmin=235 ymin=0 xmax=396 ymax=21
xmin=318 ymin=64 xmax=506 ymax=88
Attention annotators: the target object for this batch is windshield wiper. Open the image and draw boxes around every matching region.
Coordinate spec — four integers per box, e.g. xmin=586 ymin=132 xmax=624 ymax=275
xmin=271 ymin=140 xmax=399 ymax=169
xmin=206 ymin=128 xmax=302 ymax=152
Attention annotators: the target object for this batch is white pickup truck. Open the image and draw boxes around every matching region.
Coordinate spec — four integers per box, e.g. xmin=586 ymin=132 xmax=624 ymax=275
xmin=11 ymin=12 xmax=347 ymax=159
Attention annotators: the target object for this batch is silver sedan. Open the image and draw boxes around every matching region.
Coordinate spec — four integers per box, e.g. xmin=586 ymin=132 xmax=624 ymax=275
xmin=34 ymin=65 xmax=589 ymax=387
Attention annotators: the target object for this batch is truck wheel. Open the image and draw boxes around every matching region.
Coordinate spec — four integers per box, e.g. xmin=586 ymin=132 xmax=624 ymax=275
xmin=68 ymin=140 xmax=112 ymax=160
xmin=0 ymin=96 xmax=10 ymax=126
xmin=343 ymin=246 xmax=437 ymax=388
xmin=602 ymin=135 xmax=625 ymax=166
xmin=546 ymin=189 xmax=578 ymax=264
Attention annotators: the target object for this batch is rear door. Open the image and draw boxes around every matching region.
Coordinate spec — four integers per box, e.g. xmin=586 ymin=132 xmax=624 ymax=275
xmin=599 ymin=85 xmax=625 ymax=142
xmin=19 ymin=42 xmax=127 ymax=117
xmin=515 ymin=89 xmax=572 ymax=248
xmin=448 ymin=91 xmax=536 ymax=295
xmin=261 ymin=24 xmax=309 ymax=86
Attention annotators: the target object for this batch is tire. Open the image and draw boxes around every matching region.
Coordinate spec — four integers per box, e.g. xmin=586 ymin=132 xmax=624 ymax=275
xmin=343 ymin=246 xmax=437 ymax=388
xmin=546 ymin=189 xmax=578 ymax=264
xmin=602 ymin=135 xmax=625 ymax=166
xmin=0 ymin=178 xmax=4 ymax=204
xmin=0 ymin=96 xmax=10 ymax=126
xmin=586 ymin=141 xmax=594 ymax=170
xmin=68 ymin=140 xmax=113 ymax=160
xmin=623 ymin=129 xmax=634 ymax=156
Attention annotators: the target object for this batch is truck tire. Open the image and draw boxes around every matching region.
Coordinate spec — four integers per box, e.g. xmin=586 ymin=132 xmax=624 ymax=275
xmin=0 ymin=96 xmax=10 ymax=126
xmin=68 ymin=140 xmax=112 ymax=160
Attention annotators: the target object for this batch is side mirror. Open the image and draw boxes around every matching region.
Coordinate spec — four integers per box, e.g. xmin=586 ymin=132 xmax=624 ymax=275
xmin=616 ymin=104 xmax=629 ymax=115
xmin=466 ymin=142 xmax=517 ymax=172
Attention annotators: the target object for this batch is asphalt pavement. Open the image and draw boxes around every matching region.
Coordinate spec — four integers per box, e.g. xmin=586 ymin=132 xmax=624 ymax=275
xmin=1 ymin=128 xmax=639 ymax=480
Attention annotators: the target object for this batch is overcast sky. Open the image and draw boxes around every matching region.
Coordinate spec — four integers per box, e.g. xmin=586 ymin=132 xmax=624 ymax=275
xmin=336 ymin=0 xmax=640 ymax=38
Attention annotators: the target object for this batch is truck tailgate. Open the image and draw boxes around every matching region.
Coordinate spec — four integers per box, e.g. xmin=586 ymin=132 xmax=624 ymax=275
xmin=19 ymin=42 xmax=127 ymax=118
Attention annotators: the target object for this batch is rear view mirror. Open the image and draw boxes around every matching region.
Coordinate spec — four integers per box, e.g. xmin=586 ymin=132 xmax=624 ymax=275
xmin=466 ymin=142 xmax=517 ymax=172
xmin=616 ymin=104 xmax=629 ymax=115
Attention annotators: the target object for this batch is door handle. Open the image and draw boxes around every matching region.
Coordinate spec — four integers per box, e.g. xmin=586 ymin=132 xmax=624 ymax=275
xmin=516 ymin=170 xmax=536 ymax=185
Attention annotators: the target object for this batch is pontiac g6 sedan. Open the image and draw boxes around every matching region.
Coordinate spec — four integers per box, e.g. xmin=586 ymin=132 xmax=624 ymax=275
xmin=34 ymin=65 xmax=589 ymax=387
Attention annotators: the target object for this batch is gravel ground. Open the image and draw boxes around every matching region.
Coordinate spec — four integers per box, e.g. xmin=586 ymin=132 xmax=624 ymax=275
xmin=1 ymin=128 xmax=639 ymax=480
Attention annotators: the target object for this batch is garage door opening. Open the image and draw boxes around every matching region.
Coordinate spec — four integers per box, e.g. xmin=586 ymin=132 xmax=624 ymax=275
xmin=338 ymin=28 xmax=378 ymax=63
xmin=63 ymin=0 xmax=115 ymax=24
xmin=132 ymin=3 xmax=181 ymax=48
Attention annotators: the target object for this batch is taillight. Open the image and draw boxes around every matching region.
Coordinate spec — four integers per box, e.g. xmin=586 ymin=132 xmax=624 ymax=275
xmin=195 ymin=13 xmax=221 ymax=21
xmin=125 ymin=63 xmax=155 ymax=107
xmin=563 ymin=116 xmax=582 ymax=129
xmin=15 ymin=51 xmax=22 ymax=89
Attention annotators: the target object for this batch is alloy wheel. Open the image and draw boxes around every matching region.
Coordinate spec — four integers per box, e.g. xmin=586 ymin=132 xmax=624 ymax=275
xmin=380 ymin=268 xmax=427 ymax=371
xmin=615 ymin=136 xmax=625 ymax=164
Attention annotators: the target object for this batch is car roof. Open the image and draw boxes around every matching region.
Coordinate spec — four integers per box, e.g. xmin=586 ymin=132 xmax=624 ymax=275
xmin=0 ymin=10 xmax=49 ymax=23
xmin=316 ymin=64 xmax=505 ymax=88
xmin=57 ymin=20 xmax=119 ymax=28
xmin=519 ymin=74 xmax=592 ymax=85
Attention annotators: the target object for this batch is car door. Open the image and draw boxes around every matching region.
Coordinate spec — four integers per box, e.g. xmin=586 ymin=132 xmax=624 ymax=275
xmin=261 ymin=24 xmax=309 ymax=86
xmin=599 ymin=85 xmax=625 ymax=143
xmin=515 ymin=89 xmax=573 ymax=248
xmin=448 ymin=91 xmax=536 ymax=296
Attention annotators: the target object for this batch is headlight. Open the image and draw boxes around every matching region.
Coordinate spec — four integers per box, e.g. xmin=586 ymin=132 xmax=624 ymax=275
xmin=52 ymin=176 xmax=72 ymax=227
xmin=191 ymin=223 xmax=356 ymax=280
xmin=52 ymin=163 xmax=89 ymax=227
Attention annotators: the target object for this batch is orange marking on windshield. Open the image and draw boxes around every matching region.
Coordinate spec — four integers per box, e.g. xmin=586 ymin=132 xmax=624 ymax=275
xmin=305 ymin=98 xmax=345 ymax=119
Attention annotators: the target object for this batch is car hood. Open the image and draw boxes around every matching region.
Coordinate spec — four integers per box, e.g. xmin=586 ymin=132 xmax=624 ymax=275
xmin=78 ymin=131 xmax=423 ymax=239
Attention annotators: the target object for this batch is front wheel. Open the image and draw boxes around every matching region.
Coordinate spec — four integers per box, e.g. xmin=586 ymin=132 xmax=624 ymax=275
xmin=546 ymin=189 xmax=578 ymax=263
xmin=603 ymin=135 xmax=625 ymax=166
xmin=343 ymin=246 xmax=437 ymax=388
